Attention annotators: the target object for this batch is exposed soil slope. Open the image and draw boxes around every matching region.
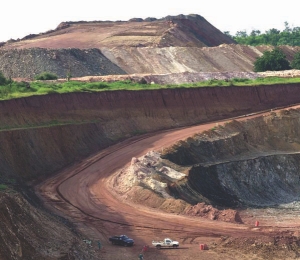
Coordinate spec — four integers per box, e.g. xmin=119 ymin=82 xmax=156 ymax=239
xmin=1 ymin=13 xmax=299 ymax=78
xmin=2 ymin=84 xmax=300 ymax=182
xmin=1 ymin=45 xmax=300 ymax=78
xmin=0 ymin=48 xmax=125 ymax=79
xmin=106 ymin=45 xmax=300 ymax=74
xmin=1 ymin=14 xmax=234 ymax=50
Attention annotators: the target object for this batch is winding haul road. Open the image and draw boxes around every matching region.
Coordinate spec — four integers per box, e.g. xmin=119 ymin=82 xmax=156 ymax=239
xmin=36 ymin=109 xmax=300 ymax=259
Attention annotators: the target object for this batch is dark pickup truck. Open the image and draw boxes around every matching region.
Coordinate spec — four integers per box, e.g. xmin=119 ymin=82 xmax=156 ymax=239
xmin=109 ymin=235 xmax=134 ymax=246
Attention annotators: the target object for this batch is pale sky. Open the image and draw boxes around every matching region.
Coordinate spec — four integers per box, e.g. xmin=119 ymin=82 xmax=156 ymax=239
xmin=1 ymin=0 xmax=300 ymax=42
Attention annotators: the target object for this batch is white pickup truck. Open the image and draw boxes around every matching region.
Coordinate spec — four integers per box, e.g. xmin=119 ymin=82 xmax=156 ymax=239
xmin=152 ymin=238 xmax=179 ymax=249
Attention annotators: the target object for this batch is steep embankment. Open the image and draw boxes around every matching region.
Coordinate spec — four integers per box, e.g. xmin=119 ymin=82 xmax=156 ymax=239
xmin=1 ymin=84 xmax=300 ymax=183
xmin=163 ymin=109 xmax=300 ymax=208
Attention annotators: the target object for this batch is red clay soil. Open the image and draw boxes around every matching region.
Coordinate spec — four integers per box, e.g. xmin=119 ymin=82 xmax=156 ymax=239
xmin=36 ymin=106 xmax=300 ymax=260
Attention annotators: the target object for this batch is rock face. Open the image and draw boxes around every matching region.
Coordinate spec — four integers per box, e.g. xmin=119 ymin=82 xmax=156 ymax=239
xmin=190 ymin=153 xmax=300 ymax=207
xmin=162 ymin=109 xmax=300 ymax=208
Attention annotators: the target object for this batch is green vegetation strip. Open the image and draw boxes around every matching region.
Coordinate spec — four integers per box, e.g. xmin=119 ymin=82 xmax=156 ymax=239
xmin=1 ymin=77 xmax=300 ymax=101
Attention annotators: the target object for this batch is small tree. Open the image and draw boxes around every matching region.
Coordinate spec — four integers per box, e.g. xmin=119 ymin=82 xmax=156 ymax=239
xmin=291 ymin=52 xmax=300 ymax=69
xmin=66 ymin=69 xmax=72 ymax=82
xmin=253 ymin=48 xmax=291 ymax=72
xmin=0 ymin=71 xmax=7 ymax=85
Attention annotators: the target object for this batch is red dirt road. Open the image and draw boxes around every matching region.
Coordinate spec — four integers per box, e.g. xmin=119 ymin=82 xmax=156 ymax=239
xmin=36 ymin=108 xmax=300 ymax=260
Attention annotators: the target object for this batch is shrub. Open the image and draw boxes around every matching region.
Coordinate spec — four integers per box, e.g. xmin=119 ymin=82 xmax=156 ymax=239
xmin=0 ymin=85 xmax=10 ymax=98
xmin=35 ymin=72 xmax=58 ymax=80
xmin=0 ymin=71 xmax=7 ymax=85
xmin=291 ymin=52 xmax=300 ymax=69
xmin=253 ymin=48 xmax=291 ymax=72
xmin=0 ymin=184 xmax=7 ymax=191
xmin=231 ymin=78 xmax=250 ymax=83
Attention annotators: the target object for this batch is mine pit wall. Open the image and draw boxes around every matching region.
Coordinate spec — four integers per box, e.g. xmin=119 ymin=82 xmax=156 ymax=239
xmin=188 ymin=154 xmax=300 ymax=208
xmin=1 ymin=83 xmax=300 ymax=182
xmin=0 ymin=124 xmax=114 ymax=182
xmin=164 ymin=109 xmax=300 ymax=208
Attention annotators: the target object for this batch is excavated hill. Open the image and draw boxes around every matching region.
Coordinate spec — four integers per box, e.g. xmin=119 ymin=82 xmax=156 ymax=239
xmin=1 ymin=14 xmax=234 ymax=49
xmin=0 ymin=14 xmax=238 ymax=79
xmin=1 ymin=14 xmax=300 ymax=79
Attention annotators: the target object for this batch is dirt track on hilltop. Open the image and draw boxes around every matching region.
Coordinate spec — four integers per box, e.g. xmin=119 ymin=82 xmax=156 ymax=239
xmin=36 ymin=106 xmax=300 ymax=260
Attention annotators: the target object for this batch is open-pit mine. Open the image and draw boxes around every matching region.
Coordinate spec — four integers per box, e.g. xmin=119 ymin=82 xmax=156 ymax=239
xmin=2 ymin=13 xmax=300 ymax=260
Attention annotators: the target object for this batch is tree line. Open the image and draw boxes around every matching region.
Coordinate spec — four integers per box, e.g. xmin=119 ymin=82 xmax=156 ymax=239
xmin=225 ymin=22 xmax=300 ymax=46
xmin=223 ymin=22 xmax=300 ymax=72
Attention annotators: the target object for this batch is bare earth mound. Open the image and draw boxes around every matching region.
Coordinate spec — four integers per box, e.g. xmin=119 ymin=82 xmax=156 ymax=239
xmin=1 ymin=13 xmax=300 ymax=78
xmin=1 ymin=14 xmax=234 ymax=50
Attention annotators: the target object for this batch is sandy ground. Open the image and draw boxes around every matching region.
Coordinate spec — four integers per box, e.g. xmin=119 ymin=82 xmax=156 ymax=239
xmin=36 ymin=106 xmax=300 ymax=260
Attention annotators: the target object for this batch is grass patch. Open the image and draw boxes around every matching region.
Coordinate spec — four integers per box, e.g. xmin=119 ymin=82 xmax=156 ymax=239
xmin=0 ymin=76 xmax=300 ymax=101
xmin=0 ymin=184 xmax=7 ymax=191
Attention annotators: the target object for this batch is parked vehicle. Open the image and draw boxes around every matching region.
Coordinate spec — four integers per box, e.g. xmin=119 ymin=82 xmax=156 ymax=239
xmin=109 ymin=235 xmax=134 ymax=246
xmin=152 ymin=238 xmax=179 ymax=249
